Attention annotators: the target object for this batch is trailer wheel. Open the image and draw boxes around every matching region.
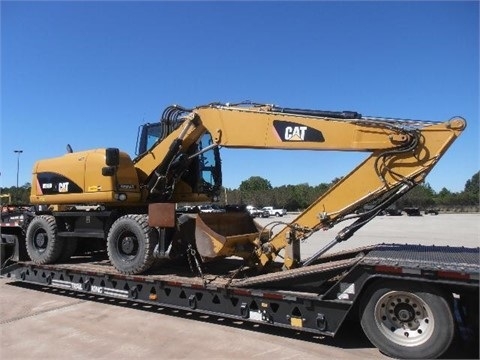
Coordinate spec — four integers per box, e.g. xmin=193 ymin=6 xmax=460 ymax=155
xmin=25 ymin=215 xmax=63 ymax=264
xmin=359 ymin=280 xmax=454 ymax=359
xmin=107 ymin=214 xmax=157 ymax=275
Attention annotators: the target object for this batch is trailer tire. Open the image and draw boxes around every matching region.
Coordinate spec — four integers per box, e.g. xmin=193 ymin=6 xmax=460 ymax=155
xmin=25 ymin=215 xmax=63 ymax=264
xmin=107 ymin=214 xmax=157 ymax=275
xmin=359 ymin=280 xmax=454 ymax=359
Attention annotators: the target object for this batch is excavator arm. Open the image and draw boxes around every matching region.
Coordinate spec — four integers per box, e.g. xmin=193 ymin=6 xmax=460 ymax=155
xmin=135 ymin=102 xmax=466 ymax=270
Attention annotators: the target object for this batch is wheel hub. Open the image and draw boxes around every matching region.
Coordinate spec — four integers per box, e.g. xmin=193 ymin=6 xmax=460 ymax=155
xmin=121 ymin=236 xmax=135 ymax=254
xmin=375 ymin=290 xmax=434 ymax=346
xmin=395 ymin=304 xmax=415 ymax=322
xmin=34 ymin=233 xmax=47 ymax=248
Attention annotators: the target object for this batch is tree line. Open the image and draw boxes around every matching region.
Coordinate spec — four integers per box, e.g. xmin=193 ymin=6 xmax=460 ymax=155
xmin=222 ymin=172 xmax=479 ymax=212
xmin=1 ymin=171 xmax=478 ymax=212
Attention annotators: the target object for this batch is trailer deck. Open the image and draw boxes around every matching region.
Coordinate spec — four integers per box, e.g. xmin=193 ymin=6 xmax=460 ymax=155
xmin=1 ymin=239 xmax=479 ymax=359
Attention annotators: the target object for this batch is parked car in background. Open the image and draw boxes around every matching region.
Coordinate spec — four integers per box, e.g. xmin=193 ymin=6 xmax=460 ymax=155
xmin=246 ymin=205 xmax=269 ymax=218
xmin=403 ymin=207 xmax=422 ymax=216
xmin=198 ymin=204 xmax=225 ymax=213
xmin=176 ymin=205 xmax=198 ymax=213
xmin=262 ymin=206 xmax=287 ymax=217
xmin=224 ymin=204 xmax=247 ymax=213
xmin=385 ymin=208 xmax=402 ymax=216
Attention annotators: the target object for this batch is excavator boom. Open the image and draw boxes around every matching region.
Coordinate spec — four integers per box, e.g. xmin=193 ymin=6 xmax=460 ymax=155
xmin=139 ymin=103 xmax=465 ymax=269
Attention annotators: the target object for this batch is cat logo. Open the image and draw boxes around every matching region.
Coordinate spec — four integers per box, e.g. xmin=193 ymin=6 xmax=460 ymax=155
xmin=58 ymin=182 xmax=70 ymax=193
xmin=273 ymin=120 xmax=325 ymax=142
xmin=285 ymin=126 xmax=307 ymax=141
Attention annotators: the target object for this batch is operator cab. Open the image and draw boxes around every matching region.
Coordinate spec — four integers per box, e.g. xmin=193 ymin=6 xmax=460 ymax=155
xmin=136 ymin=120 xmax=222 ymax=201
xmin=136 ymin=122 xmax=168 ymax=154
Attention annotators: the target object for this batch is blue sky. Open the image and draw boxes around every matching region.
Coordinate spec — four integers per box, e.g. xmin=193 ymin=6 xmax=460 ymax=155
xmin=1 ymin=1 xmax=478 ymax=192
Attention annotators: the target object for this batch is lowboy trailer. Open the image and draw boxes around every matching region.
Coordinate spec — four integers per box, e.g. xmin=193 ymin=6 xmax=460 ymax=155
xmin=1 ymin=232 xmax=478 ymax=359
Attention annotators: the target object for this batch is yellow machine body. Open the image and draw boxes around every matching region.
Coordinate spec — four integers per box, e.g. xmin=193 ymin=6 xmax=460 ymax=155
xmin=30 ymin=149 xmax=141 ymax=205
xmin=26 ymin=102 xmax=466 ymax=271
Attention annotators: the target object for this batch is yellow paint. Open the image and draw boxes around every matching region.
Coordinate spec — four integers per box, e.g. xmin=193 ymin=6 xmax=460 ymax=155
xmin=290 ymin=317 xmax=303 ymax=328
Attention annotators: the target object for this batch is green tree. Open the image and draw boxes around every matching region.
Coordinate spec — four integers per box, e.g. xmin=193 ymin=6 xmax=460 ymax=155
xmin=464 ymin=171 xmax=479 ymax=196
xmin=0 ymin=183 xmax=31 ymax=204
xmin=435 ymin=187 xmax=454 ymax=207
xmin=438 ymin=187 xmax=452 ymax=198
xmin=239 ymin=176 xmax=272 ymax=192
xmin=397 ymin=183 xmax=436 ymax=208
xmin=226 ymin=172 xmax=479 ymax=212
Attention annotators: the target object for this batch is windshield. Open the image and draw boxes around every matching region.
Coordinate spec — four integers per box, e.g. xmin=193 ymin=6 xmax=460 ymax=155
xmin=136 ymin=120 xmax=183 ymax=155
xmin=198 ymin=134 xmax=216 ymax=187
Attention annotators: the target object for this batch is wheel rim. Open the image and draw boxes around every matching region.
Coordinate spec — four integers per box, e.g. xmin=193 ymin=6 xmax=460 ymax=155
xmin=374 ymin=290 xmax=434 ymax=347
xmin=116 ymin=230 xmax=139 ymax=261
xmin=33 ymin=229 xmax=48 ymax=254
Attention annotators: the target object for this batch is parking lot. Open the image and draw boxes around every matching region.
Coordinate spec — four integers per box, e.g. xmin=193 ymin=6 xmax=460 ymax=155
xmin=1 ymin=213 xmax=478 ymax=359
xmin=267 ymin=212 xmax=480 ymax=258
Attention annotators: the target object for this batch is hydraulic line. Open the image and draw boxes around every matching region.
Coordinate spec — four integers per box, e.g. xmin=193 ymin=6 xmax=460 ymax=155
xmin=302 ymin=183 xmax=413 ymax=267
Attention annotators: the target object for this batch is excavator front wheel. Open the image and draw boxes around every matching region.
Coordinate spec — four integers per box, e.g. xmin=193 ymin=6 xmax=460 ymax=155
xmin=107 ymin=214 xmax=157 ymax=275
xmin=25 ymin=215 xmax=63 ymax=264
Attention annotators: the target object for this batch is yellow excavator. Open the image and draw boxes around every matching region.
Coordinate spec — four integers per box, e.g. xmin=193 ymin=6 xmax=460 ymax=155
xmin=27 ymin=102 xmax=465 ymax=274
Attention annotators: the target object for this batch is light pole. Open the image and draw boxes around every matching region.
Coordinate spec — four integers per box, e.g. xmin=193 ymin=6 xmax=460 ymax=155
xmin=14 ymin=150 xmax=23 ymax=188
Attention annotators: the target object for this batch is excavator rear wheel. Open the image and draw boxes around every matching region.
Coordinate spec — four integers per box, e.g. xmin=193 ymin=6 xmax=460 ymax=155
xmin=107 ymin=214 xmax=157 ymax=275
xmin=25 ymin=215 xmax=63 ymax=264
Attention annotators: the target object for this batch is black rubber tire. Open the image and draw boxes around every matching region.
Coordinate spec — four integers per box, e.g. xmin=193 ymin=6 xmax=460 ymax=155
xmin=25 ymin=215 xmax=63 ymax=264
xmin=359 ymin=280 xmax=454 ymax=359
xmin=106 ymin=214 xmax=157 ymax=275
xmin=57 ymin=237 xmax=78 ymax=262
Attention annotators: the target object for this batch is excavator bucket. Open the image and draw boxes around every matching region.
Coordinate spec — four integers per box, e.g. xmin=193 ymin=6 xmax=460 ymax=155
xmin=191 ymin=212 xmax=265 ymax=261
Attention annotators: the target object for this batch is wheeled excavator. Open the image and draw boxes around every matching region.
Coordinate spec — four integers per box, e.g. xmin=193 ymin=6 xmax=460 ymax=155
xmin=25 ymin=102 xmax=466 ymax=275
